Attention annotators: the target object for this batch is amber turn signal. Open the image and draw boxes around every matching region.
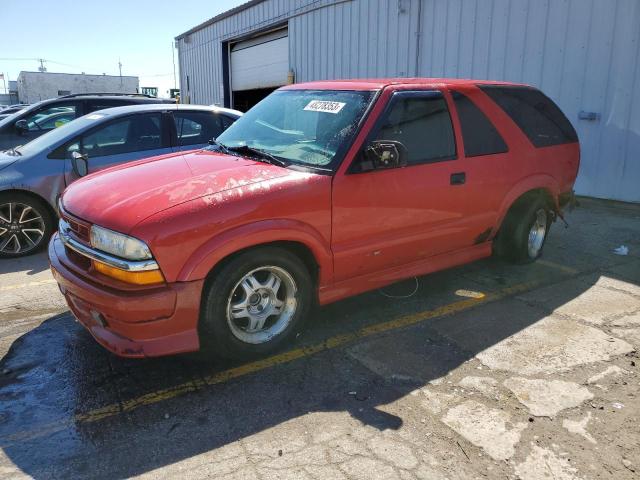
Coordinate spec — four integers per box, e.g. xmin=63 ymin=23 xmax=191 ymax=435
xmin=93 ymin=261 xmax=165 ymax=285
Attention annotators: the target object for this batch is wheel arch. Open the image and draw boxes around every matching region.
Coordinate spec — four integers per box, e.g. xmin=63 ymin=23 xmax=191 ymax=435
xmin=0 ymin=188 xmax=58 ymax=223
xmin=493 ymin=175 xmax=559 ymax=237
xmin=176 ymin=219 xmax=333 ymax=289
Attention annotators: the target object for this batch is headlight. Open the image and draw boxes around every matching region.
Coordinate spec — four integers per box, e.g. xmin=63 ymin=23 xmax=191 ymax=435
xmin=90 ymin=225 xmax=152 ymax=260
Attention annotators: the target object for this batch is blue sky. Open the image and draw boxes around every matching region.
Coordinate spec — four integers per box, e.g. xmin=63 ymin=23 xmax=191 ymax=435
xmin=0 ymin=0 xmax=246 ymax=97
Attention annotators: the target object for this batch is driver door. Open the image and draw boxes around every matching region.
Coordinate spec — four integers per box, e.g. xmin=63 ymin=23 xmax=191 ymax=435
xmin=331 ymin=89 xmax=475 ymax=282
xmin=64 ymin=112 xmax=170 ymax=184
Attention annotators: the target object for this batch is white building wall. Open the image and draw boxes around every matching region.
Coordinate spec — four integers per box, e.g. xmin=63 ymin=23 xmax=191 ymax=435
xmin=17 ymin=72 xmax=139 ymax=104
xmin=177 ymin=0 xmax=640 ymax=202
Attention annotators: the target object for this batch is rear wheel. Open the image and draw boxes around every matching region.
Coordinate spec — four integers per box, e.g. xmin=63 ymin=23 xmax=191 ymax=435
xmin=200 ymin=247 xmax=312 ymax=359
xmin=494 ymin=195 xmax=551 ymax=264
xmin=0 ymin=192 xmax=55 ymax=258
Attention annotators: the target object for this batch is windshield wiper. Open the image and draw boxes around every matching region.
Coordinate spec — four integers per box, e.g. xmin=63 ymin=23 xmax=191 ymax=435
xmin=208 ymin=138 xmax=231 ymax=154
xmin=225 ymin=144 xmax=288 ymax=168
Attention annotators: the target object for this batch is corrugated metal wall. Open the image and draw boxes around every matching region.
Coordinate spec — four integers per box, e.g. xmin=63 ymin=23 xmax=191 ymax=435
xmin=177 ymin=0 xmax=640 ymax=202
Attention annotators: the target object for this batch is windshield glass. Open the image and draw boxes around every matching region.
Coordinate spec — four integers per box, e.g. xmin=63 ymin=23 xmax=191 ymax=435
xmin=214 ymin=90 xmax=375 ymax=168
xmin=14 ymin=113 xmax=108 ymax=155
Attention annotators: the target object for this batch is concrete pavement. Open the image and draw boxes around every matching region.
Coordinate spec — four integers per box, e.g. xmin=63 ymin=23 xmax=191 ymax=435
xmin=0 ymin=198 xmax=638 ymax=479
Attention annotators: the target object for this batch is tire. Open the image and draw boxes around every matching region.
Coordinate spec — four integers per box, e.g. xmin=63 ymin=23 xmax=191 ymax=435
xmin=199 ymin=246 xmax=313 ymax=360
xmin=0 ymin=192 xmax=55 ymax=259
xmin=494 ymin=195 xmax=552 ymax=264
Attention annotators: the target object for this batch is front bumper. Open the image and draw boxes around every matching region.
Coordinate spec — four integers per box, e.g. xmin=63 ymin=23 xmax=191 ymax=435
xmin=49 ymin=233 xmax=203 ymax=358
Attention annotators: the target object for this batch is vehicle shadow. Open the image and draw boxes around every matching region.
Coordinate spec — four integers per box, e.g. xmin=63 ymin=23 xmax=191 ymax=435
xmin=0 ymin=251 xmax=50 ymax=276
xmin=0 ymin=204 xmax=638 ymax=479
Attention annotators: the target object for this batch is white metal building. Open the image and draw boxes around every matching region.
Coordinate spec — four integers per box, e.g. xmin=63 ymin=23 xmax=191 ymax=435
xmin=17 ymin=72 xmax=139 ymax=104
xmin=176 ymin=0 xmax=640 ymax=203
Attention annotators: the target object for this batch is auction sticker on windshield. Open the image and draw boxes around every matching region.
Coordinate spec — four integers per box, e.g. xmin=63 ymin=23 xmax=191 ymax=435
xmin=304 ymin=100 xmax=346 ymax=114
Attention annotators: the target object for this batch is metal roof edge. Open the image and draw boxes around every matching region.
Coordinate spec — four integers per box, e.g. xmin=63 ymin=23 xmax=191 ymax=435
xmin=175 ymin=0 xmax=268 ymax=40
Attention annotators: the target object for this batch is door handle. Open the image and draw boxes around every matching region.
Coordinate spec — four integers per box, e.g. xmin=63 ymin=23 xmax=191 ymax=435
xmin=450 ymin=172 xmax=466 ymax=185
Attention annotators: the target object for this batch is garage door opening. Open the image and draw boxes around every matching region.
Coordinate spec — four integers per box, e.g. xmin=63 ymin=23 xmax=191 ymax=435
xmin=232 ymin=87 xmax=279 ymax=112
xmin=230 ymin=28 xmax=288 ymax=112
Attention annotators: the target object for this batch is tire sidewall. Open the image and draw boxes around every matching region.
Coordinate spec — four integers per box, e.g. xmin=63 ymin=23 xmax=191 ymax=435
xmin=0 ymin=192 xmax=55 ymax=259
xmin=200 ymin=247 xmax=312 ymax=359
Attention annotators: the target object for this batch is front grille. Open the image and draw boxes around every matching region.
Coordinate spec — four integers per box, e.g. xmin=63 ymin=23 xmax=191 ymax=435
xmin=60 ymin=211 xmax=91 ymax=244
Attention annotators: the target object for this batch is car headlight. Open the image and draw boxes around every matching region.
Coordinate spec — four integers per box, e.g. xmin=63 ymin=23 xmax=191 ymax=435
xmin=90 ymin=225 xmax=152 ymax=260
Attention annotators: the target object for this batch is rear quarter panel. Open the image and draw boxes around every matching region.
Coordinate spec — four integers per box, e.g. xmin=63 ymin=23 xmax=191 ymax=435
xmin=463 ymin=85 xmax=580 ymax=227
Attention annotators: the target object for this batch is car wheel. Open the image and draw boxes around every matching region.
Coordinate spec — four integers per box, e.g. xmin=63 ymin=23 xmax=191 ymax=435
xmin=0 ymin=192 xmax=55 ymax=259
xmin=495 ymin=196 xmax=552 ymax=264
xmin=200 ymin=246 xmax=312 ymax=359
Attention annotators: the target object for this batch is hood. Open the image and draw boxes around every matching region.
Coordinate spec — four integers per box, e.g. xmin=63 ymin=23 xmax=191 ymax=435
xmin=0 ymin=151 xmax=20 ymax=173
xmin=61 ymin=150 xmax=293 ymax=233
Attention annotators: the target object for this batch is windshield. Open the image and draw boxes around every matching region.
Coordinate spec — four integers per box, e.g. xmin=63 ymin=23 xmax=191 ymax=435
xmin=214 ymin=89 xmax=375 ymax=168
xmin=14 ymin=112 xmax=108 ymax=155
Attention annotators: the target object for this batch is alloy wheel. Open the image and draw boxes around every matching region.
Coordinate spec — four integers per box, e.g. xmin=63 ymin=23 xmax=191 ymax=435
xmin=527 ymin=208 xmax=548 ymax=258
xmin=0 ymin=202 xmax=46 ymax=255
xmin=226 ymin=266 xmax=298 ymax=344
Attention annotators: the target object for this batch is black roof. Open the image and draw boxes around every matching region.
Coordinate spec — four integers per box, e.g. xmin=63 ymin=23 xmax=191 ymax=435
xmin=41 ymin=94 xmax=174 ymax=105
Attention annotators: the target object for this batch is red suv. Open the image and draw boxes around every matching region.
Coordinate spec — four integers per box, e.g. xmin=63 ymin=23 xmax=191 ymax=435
xmin=49 ymin=79 xmax=580 ymax=359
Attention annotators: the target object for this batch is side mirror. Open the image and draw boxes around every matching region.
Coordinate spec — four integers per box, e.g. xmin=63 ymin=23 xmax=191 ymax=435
xmin=358 ymin=140 xmax=408 ymax=172
xmin=14 ymin=119 xmax=28 ymax=133
xmin=71 ymin=151 xmax=89 ymax=177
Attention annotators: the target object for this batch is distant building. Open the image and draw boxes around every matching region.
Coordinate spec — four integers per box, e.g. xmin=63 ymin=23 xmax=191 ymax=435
xmin=16 ymin=71 xmax=139 ymax=104
xmin=0 ymin=81 xmax=19 ymax=106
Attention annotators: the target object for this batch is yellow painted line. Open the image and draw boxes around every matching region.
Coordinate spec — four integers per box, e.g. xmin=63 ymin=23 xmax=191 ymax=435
xmin=77 ymin=280 xmax=538 ymax=424
xmin=537 ymin=259 xmax=580 ymax=275
xmin=0 ymin=279 xmax=57 ymax=292
xmin=0 ymin=279 xmax=541 ymax=446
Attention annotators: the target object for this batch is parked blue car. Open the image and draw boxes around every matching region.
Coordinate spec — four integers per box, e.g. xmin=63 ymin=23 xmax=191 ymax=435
xmin=0 ymin=103 xmax=242 ymax=257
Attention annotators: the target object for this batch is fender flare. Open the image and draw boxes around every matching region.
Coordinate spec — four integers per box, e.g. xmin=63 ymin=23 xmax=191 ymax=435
xmin=177 ymin=218 xmax=333 ymax=284
xmin=494 ymin=174 xmax=560 ymax=235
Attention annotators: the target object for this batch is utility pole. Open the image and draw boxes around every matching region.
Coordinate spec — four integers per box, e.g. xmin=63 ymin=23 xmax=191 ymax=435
xmin=118 ymin=58 xmax=123 ymax=86
xmin=172 ymin=42 xmax=177 ymax=89
xmin=38 ymin=59 xmax=47 ymax=72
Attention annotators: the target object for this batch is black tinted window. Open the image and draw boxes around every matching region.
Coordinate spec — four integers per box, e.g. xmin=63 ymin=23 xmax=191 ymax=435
xmin=174 ymin=111 xmax=222 ymax=146
xmin=452 ymin=91 xmax=508 ymax=157
xmin=86 ymin=100 xmax=131 ymax=113
xmin=374 ymin=92 xmax=456 ymax=164
xmin=479 ymin=85 xmax=578 ymax=147
xmin=80 ymin=113 xmax=162 ymax=157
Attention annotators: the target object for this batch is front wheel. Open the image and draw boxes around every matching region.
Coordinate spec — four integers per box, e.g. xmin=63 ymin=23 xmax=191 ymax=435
xmin=0 ymin=193 xmax=55 ymax=258
xmin=199 ymin=247 xmax=312 ymax=359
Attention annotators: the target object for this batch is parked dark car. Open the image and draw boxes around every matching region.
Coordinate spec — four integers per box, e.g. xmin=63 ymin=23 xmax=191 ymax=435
xmin=0 ymin=93 xmax=175 ymax=151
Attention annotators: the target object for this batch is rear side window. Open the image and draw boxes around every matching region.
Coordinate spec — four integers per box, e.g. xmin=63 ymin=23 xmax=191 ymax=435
xmin=374 ymin=91 xmax=456 ymax=164
xmin=173 ymin=111 xmax=223 ymax=147
xmin=479 ymin=85 xmax=578 ymax=147
xmin=451 ymin=91 xmax=508 ymax=157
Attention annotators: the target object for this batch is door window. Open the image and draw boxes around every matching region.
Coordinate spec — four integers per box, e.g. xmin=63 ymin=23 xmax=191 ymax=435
xmin=79 ymin=113 xmax=162 ymax=157
xmin=373 ymin=92 xmax=456 ymax=164
xmin=452 ymin=91 xmax=508 ymax=157
xmin=173 ymin=111 xmax=222 ymax=147
xmin=25 ymin=104 xmax=77 ymax=131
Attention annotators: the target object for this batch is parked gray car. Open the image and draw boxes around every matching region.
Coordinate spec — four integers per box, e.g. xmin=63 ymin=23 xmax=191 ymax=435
xmin=0 ymin=103 xmax=242 ymax=257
